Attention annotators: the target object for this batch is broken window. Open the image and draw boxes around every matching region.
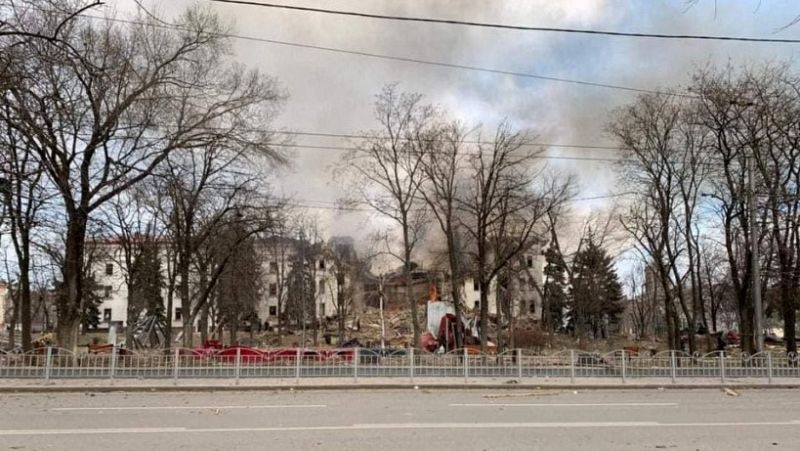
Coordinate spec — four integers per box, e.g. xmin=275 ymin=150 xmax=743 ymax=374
xmin=269 ymin=306 xmax=277 ymax=316
xmin=104 ymin=285 xmax=113 ymax=298
xmin=269 ymin=262 xmax=278 ymax=273
xmin=318 ymin=259 xmax=326 ymax=270
xmin=103 ymin=309 xmax=112 ymax=322
xmin=269 ymin=283 xmax=277 ymax=296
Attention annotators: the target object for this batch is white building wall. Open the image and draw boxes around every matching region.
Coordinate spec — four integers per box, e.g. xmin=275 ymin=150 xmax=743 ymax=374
xmin=91 ymin=244 xmax=185 ymax=329
xmin=259 ymin=250 xmax=339 ymax=325
xmin=460 ymin=249 xmax=545 ymax=318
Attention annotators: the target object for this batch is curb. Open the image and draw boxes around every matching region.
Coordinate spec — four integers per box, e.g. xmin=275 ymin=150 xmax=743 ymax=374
xmin=1 ymin=383 xmax=798 ymax=393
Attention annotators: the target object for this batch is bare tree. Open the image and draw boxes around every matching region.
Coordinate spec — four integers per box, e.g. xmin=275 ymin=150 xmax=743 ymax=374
xmin=262 ymin=214 xmax=296 ymax=339
xmin=623 ymin=260 xmax=658 ymax=339
xmin=611 ymin=91 xmax=710 ymax=352
xmin=459 ymin=122 xmax=572 ymax=350
xmin=0 ymin=6 xmax=284 ymax=350
xmin=0 ymin=106 xmax=52 ymax=350
xmin=337 ymin=84 xmax=432 ymax=347
xmin=98 ymin=189 xmax=164 ymax=347
xmin=326 ymin=236 xmax=362 ymax=344
xmin=418 ymin=120 xmax=471 ymax=347
xmin=692 ymin=66 xmax=773 ymax=355
xmin=157 ymin=143 xmax=281 ymax=347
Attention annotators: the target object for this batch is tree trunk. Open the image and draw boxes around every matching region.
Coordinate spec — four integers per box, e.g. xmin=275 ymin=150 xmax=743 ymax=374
xmin=738 ymin=287 xmax=755 ymax=356
xmin=403 ymin=224 xmax=420 ymax=347
xmin=780 ymin=280 xmax=797 ymax=355
xmin=18 ymin=254 xmax=32 ymax=351
xmin=182 ymin=315 xmax=194 ymax=349
xmin=179 ymin=248 xmax=193 ymax=348
xmin=164 ymin=281 xmax=174 ymax=349
xmin=57 ymin=214 xmax=88 ymax=352
xmin=8 ymin=288 xmax=18 ymax=350
xmin=125 ymin=286 xmax=138 ymax=348
xmin=199 ymin=303 xmax=210 ymax=345
xmin=337 ymin=280 xmax=346 ymax=345
xmin=446 ymin=227 xmax=464 ymax=348
xmin=229 ymin=321 xmax=238 ymax=346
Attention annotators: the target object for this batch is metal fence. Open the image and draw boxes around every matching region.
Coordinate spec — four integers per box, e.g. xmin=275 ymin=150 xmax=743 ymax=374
xmin=1 ymin=347 xmax=799 ymax=383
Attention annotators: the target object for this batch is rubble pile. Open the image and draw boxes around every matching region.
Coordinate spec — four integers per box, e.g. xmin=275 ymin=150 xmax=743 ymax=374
xmin=352 ymin=306 xmax=427 ymax=347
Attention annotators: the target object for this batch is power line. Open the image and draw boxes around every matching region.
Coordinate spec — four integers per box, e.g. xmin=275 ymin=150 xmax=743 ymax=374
xmin=78 ymin=13 xmax=686 ymax=97
xmin=286 ymin=192 xmax=632 ymax=212
xmin=264 ymin=130 xmax=625 ymax=151
xmin=210 ymin=0 xmax=800 ymax=44
xmin=273 ymin=143 xmax=625 ymax=163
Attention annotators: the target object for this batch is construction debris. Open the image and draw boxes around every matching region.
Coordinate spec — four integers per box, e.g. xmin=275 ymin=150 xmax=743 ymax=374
xmin=722 ymin=387 xmax=740 ymax=397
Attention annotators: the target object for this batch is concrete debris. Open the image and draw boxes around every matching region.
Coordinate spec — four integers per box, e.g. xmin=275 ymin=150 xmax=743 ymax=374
xmin=722 ymin=387 xmax=740 ymax=397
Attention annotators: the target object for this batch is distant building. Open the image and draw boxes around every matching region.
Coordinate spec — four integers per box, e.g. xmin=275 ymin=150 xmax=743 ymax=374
xmin=88 ymin=238 xmax=180 ymax=331
xmin=89 ymin=236 xmax=345 ymax=332
xmin=259 ymin=236 xmax=341 ymax=324
xmin=461 ymin=248 xmax=545 ymax=318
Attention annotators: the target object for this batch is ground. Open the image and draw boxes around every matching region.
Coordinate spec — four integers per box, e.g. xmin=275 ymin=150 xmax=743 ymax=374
xmin=0 ymin=388 xmax=797 ymax=450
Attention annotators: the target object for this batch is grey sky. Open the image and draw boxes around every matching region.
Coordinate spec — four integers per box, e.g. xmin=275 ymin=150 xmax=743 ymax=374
xmin=111 ymin=0 xmax=800 ymax=245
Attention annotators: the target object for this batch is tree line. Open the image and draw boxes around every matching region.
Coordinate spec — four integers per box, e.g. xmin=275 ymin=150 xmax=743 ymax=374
xmin=0 ymin=2 xmax=288 ymax=351
xmin=612 ymin=64 xmax=800 ymax=356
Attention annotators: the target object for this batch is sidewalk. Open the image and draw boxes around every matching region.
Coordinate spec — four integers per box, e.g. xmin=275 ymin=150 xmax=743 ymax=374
xmin=1 ymin=377 xmax=799 ymax=392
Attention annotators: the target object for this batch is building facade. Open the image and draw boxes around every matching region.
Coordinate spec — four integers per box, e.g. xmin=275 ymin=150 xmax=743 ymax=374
xmin=90 ymin=238 xmax=343 ymax=333
xmin=461 ymin=248 xmax=545 ymax=318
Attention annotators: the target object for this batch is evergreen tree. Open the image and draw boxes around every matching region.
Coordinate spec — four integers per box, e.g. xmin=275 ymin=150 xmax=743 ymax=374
xmin=64 ymin=275 xmax=101 ymax=332
xmin=542 ymin=245 xmax=568 ymax=332
xmin=568 ymin=234 xmax=624 ymax=339
xmin=129 ymin=242 xmax=165 ymax=320
xmin=215 ymin=228 xmax=261 ymax=344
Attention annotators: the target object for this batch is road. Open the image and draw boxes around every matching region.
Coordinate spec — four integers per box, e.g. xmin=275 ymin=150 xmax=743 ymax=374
xmin=0 ymin=389 xmax=797 ymax=450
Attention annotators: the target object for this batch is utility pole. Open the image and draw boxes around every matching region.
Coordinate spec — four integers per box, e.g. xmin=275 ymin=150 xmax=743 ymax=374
xmin=299 ymin=229 xmax=306 ymax=349
xmin=748 ymin=153 xmax=764 ymax=353
xmin=378 ymin=274 xmax=386 ymax=350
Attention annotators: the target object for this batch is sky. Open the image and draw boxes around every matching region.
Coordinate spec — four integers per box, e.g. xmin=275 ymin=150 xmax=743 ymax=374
xmin=106 ymin=0 xmax=800 ymax=259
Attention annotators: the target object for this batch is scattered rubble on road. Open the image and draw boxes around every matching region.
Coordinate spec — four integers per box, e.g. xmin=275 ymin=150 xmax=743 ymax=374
xmin=723 ymin=387 xmax=740 ymax=397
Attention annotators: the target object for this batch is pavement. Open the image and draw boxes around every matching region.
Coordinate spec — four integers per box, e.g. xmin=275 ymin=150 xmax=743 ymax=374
xmin=0 ymin=388 xmax=798 ymax=450
xmin=0 ymin=376 xmax=799 ymax=392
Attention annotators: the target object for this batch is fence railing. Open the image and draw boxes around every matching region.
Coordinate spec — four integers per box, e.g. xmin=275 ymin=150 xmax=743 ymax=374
xmin=1 ymin=347 xmax=798 ymax=382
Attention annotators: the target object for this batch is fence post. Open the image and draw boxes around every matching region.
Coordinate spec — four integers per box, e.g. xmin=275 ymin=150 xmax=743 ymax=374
xmin=517 ymin=349 xmax=523 ymax=380
xmin=767 ymin=351 xmax=773 ymax=384
xmin=173 ymin=348 xmax=180 ymax=383
xmin=44 ymin=346 xmax=53 ymax=382
xmin=463 ymin=348 xmax=469 ymax=383
xmin=719 ymin=352 xmax=726 ymax=384
xmin=234 ymin=347 xmax=241 ymax=386
xmin=570 ymin=350 xmax=575 ymax=384
xmin=670 ymin=351 xmax=676 ymax=384
xmin=353 ymin=347 xmax=359 ymax=383
xmin=409 ymin=347 xmax=414 ymax=384
xmin=109 ymin=345 xmax=117 ymax=381
xmin=621 ymin=349 xmax=626 ymax=383
xmin=295 ymin=348 xmax=301 ymax=384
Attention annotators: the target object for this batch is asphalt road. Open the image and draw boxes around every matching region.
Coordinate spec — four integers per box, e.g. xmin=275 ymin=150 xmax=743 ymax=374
xmin=0 ymin=389 xmax=797 ymax=450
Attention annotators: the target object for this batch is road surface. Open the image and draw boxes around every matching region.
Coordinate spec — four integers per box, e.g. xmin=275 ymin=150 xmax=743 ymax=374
xmin=0 ymin=389 xmax=796 ymax=450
